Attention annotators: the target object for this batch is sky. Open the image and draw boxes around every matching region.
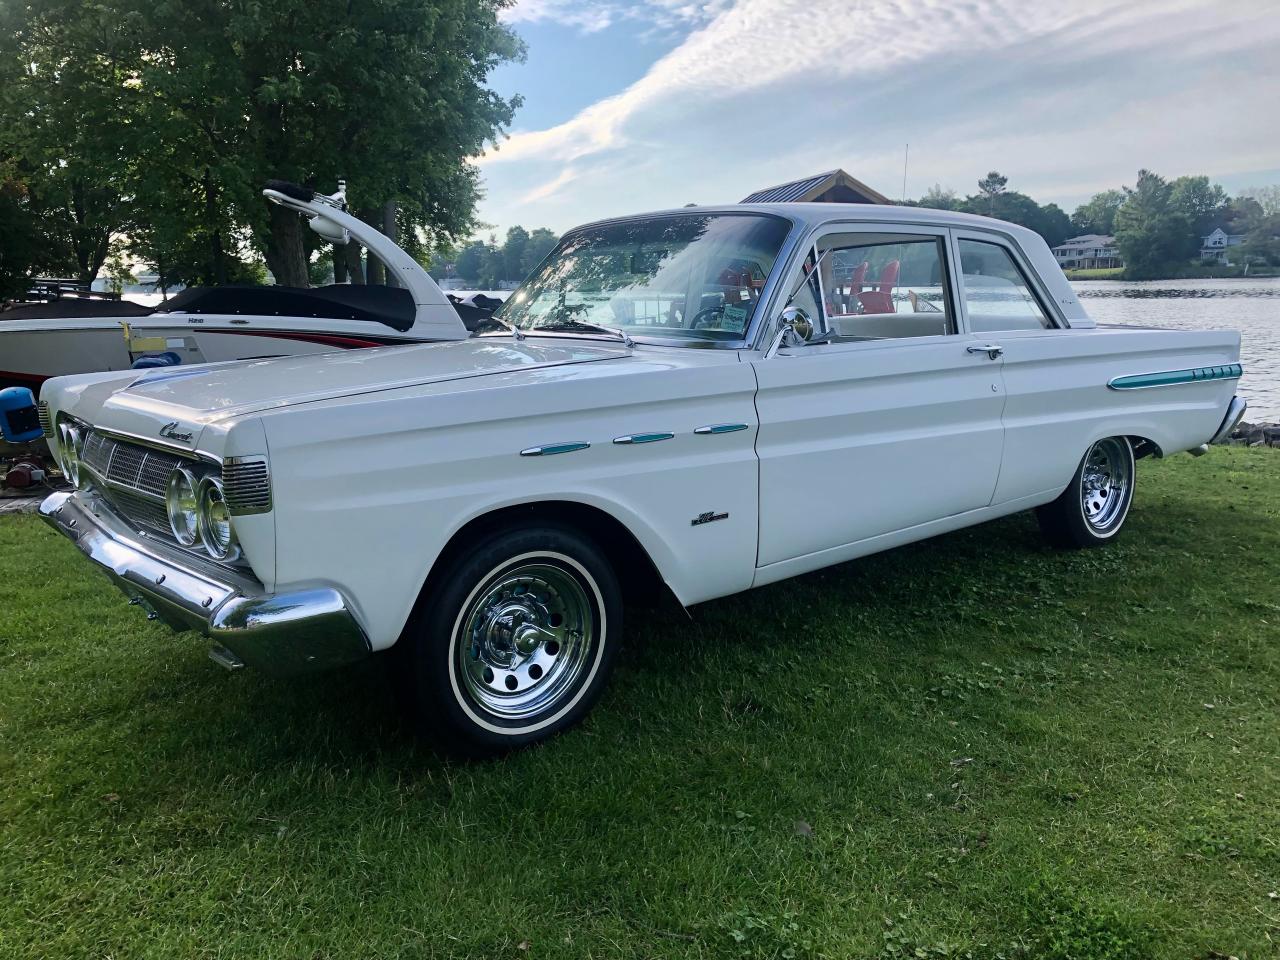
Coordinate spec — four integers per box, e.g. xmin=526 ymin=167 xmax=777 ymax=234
xmin=473 ymin=0 xmax=1280 ymax=239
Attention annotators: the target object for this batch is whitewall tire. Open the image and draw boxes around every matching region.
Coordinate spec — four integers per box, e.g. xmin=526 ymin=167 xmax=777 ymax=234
xmin=396 ymin=525 xmax=622 ymax=755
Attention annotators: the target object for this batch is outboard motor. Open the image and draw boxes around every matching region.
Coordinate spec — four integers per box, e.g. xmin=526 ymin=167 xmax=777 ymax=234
xmin=0 ymin=386 xmax=43 ymax=444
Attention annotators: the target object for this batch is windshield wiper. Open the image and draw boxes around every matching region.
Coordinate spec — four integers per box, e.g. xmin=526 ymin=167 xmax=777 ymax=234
xmin=536 ymin=319 xmax=635 ymax=348
xmin=484 ymin=316 xmax=525 ymax=341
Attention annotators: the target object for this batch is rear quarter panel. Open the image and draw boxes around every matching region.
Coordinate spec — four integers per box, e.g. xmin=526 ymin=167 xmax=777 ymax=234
xmin=994 ymin=325 xmax=1241 ymax=503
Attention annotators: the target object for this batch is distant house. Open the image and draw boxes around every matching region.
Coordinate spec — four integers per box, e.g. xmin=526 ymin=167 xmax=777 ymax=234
xmin=1051 ymin=234 xmax=1123 ymax=270
xmin=741 ymin=169 xmax=889 ymax=204
xmin=1200 ymin=227 xmax=1246 ymax=262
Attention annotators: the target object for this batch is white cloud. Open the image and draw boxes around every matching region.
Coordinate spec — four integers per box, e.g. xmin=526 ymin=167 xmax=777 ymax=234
xmin=501 ymin=0 xmax=731 ymax=34
xmin=481 ymin=0 xmax=1280 ymax=231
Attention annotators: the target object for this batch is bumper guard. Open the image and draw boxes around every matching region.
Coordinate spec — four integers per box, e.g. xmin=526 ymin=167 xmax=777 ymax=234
xmin=40 ymin=491 xmax=370 ymax=675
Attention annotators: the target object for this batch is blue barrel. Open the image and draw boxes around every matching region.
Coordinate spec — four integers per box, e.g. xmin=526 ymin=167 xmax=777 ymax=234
xmin=0 ymin=386 xmax=43 ymax=443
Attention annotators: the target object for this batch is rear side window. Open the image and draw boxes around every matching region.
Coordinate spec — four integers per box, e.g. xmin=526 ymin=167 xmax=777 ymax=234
xmin=957 ymin=239 xmax=1053 ymax=332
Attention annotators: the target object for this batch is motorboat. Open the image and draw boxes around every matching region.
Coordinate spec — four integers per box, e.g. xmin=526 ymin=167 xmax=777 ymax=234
xmin=0 ymin=181 xmax=491 ymax=392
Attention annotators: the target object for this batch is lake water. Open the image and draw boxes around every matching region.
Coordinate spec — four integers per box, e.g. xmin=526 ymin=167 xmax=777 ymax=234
xmin=1071 ymin=277 xmax=1280 ymax=421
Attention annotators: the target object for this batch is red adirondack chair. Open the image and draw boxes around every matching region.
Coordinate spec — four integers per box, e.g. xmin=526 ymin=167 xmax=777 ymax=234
xmin=857 ymin=259 xmax=900 ymax=314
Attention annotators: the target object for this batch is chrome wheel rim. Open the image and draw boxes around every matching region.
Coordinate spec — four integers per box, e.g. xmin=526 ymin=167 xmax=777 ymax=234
xmin=1080 ymin=437 xmax=1131 ymax=532
xmin=456 ymin=560 xmax=596 ymax=722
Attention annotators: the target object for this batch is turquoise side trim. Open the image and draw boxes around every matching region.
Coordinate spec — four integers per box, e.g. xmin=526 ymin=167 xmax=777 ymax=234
xmin=519 ymin=441 xmax=590 ymax=457
xmin=1108 ymin=363 xmax=1243 ymax=390
xmin=694 ymin=423 xmax=749 ymax=435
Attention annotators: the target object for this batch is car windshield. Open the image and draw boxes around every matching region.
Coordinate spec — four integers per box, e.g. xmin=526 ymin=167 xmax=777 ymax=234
xmin=494 ymin=212 xmax=792 ymax=343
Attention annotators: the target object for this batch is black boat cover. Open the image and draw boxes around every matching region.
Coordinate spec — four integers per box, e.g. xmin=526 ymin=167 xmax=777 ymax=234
xmin=0 ymin=298 xmax=153 ymax=320
xmin=155 ymin=284 xmax=417 ymax=332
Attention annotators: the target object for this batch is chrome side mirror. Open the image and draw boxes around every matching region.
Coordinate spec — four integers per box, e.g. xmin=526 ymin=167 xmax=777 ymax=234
xmin=764 ymin=306 xmax=813 ymax=358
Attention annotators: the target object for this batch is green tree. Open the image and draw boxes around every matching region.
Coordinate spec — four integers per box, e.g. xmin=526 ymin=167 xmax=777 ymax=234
xmin=1113 ymin=170 xmax=1195 ymax=278
xmin=1237 ymin=185 xmax=1280 ymax=216
xmin=0 ymin=0 xmax=136 ymax=284
xmin=522 ymin=227 xmax=559 ymax=273
xmin=103 ymin=246 xmax=137 ymax=295
xmin=0 ymin=0 xmax=523 ymax=288
xmin=0 ymin=167 xmax=55 ymax=299
xmin=917 ymin=183 xmax=961 ymax=211
xmin=1071 ymin=189 xmax=1125 ymax=236
xmin=501 ymin=225 xmax=530 ymax=283
xmin=1169 ymin=175 xmax=1228 ymax=238
xmin=453 ymin=239 xmax=490 ymax=285
xmin=977 ymin=171 xmax=1008 ymax=216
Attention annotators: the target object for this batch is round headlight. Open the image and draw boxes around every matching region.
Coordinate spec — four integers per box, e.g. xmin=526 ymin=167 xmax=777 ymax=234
xmin=166 ymin=466 xmax=201 ymax=546
xmin=58 ymin=421 xmax=84 ymax=488
xmin=197 ymin=474 xmax=238 ymax=560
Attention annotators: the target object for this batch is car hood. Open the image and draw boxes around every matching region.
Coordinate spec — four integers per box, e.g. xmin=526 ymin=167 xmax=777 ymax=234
xmin=56 ymin=337 xmax=630 ymax=446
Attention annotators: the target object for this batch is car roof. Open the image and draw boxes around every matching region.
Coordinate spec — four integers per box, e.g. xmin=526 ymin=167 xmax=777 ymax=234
xmin=573 ymin=202 xmax=1035 ymax=238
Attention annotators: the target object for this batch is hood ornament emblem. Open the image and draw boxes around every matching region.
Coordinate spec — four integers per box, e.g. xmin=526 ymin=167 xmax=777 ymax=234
xmin=159 ymin=421 xmax=194 ymax=442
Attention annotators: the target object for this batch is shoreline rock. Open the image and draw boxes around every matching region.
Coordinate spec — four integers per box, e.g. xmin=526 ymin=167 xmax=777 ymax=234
xmin=1222 ymin=421 xmax=1280 ymax=448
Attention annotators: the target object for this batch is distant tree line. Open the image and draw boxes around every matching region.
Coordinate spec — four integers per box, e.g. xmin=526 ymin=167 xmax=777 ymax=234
xmin=0 ymin=0 xmax=523 ymax=300
xmin=430 ymin=225 xmax=560 ymax=288
xmin=913 ymin=171 xmax=1280 ymax=278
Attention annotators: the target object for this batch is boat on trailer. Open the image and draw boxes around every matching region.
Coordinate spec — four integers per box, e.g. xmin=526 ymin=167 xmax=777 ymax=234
xmin=0 ymin=181 xmax=484 ymax=392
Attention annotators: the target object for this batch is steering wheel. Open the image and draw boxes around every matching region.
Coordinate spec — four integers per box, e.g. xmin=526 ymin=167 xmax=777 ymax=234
xmin=690 ymin=307 xmax=724 ymax=329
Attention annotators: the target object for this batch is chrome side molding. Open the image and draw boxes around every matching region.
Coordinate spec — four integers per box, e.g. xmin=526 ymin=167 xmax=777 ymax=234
xmin=694 ymin=423 xmax=749 ymax=435
xmin=1108 ymin=364 xmax=1243 ymax=390
xmin=613 ymin=432 xmax=674 ymax=445
xmin=520 ymin=441 xmax=590 ymax=457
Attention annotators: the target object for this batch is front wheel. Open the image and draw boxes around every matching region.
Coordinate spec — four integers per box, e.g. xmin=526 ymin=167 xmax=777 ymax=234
xmin=1036 ymin=436 xmax=1135 ymax=548
xmin=396 ymin=525 xmax=622 ymax=756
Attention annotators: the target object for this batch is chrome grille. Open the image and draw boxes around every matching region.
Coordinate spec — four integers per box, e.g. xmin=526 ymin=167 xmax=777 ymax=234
xmin=223 ymin=457 xmax=272 ymax=516
xmin=82 ymin=430 xmax=186 ymax=536
xmin=38 ymin=401 xmax=53 ymax=438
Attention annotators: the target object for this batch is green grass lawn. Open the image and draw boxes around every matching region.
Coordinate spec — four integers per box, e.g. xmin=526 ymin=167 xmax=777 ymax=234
xmin=2 ymin=448 xmax=1278 ymax=959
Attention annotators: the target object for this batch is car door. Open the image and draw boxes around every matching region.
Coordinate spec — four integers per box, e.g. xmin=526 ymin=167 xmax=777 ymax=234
xmin=950 ymin=230 xmax=1090 ymax=504
xmin=752 ymin=224 xmax=1006 ymax=569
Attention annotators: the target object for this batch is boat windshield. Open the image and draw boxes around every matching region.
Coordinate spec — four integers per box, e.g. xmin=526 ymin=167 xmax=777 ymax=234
xmin=494 ymin=212 xmax=792 ymax=343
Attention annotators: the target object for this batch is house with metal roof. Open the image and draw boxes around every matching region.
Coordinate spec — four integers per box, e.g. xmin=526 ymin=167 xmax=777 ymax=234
xmin=741 ymin=169 xmax=889 ymax=205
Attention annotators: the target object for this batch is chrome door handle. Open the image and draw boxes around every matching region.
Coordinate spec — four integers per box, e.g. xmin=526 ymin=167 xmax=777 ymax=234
xmin=966 ymin=343 xmax=1003 ymax=360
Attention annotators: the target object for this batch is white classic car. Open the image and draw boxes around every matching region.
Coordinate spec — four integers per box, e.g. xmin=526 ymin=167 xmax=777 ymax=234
xmin=38 ymin=201 xmax=1247 ymax=753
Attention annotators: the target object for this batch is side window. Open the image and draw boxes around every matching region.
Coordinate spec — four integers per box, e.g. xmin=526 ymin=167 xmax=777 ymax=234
xmin=957 ymin=239 xmax=1053 ymax=331
xmin=815 ymin=233 xmax=953 ymax=341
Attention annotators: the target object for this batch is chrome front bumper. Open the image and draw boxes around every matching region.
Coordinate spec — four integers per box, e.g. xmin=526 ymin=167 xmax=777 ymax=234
xmin=40 ymin=491 xmax=370 ymax=675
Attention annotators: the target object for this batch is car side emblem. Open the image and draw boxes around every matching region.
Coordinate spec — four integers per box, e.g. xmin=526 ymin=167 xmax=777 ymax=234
xmin=691 ymin=510 xmax=728 ymax=526
xmin=159 ymin=421 xmax=194 ymax=442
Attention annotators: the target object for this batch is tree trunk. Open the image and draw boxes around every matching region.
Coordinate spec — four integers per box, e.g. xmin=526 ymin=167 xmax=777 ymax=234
xmin=265 ymin=203 xmax=309 ymax=287
xmin=333 ymin=245 xmax=348 ymax=284
xmin=358 ymin=208 xmax=385 ymax=285
xmin=343 ymin=242 xmax=365 ymax=284
xmin=382 ymin=200 xmax=399 ymax=287
xmin=203 ymin=169 xmax=228 ymax=286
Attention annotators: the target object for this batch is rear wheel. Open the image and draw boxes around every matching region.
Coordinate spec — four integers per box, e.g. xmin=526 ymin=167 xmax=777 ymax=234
xmin=1036 ymin=436 xmax=1135 ymax=548
xmin=396 ymin=525 xmax=621 ymax=756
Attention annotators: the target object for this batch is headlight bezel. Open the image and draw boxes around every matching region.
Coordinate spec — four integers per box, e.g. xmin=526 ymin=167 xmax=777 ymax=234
xmin=196 ymin=473 xmax=239 ymax=561
xmin=165 ymin=465 xmax=202 ymax=547
xmin=57 ymin=420 xmax=85 ymax=488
